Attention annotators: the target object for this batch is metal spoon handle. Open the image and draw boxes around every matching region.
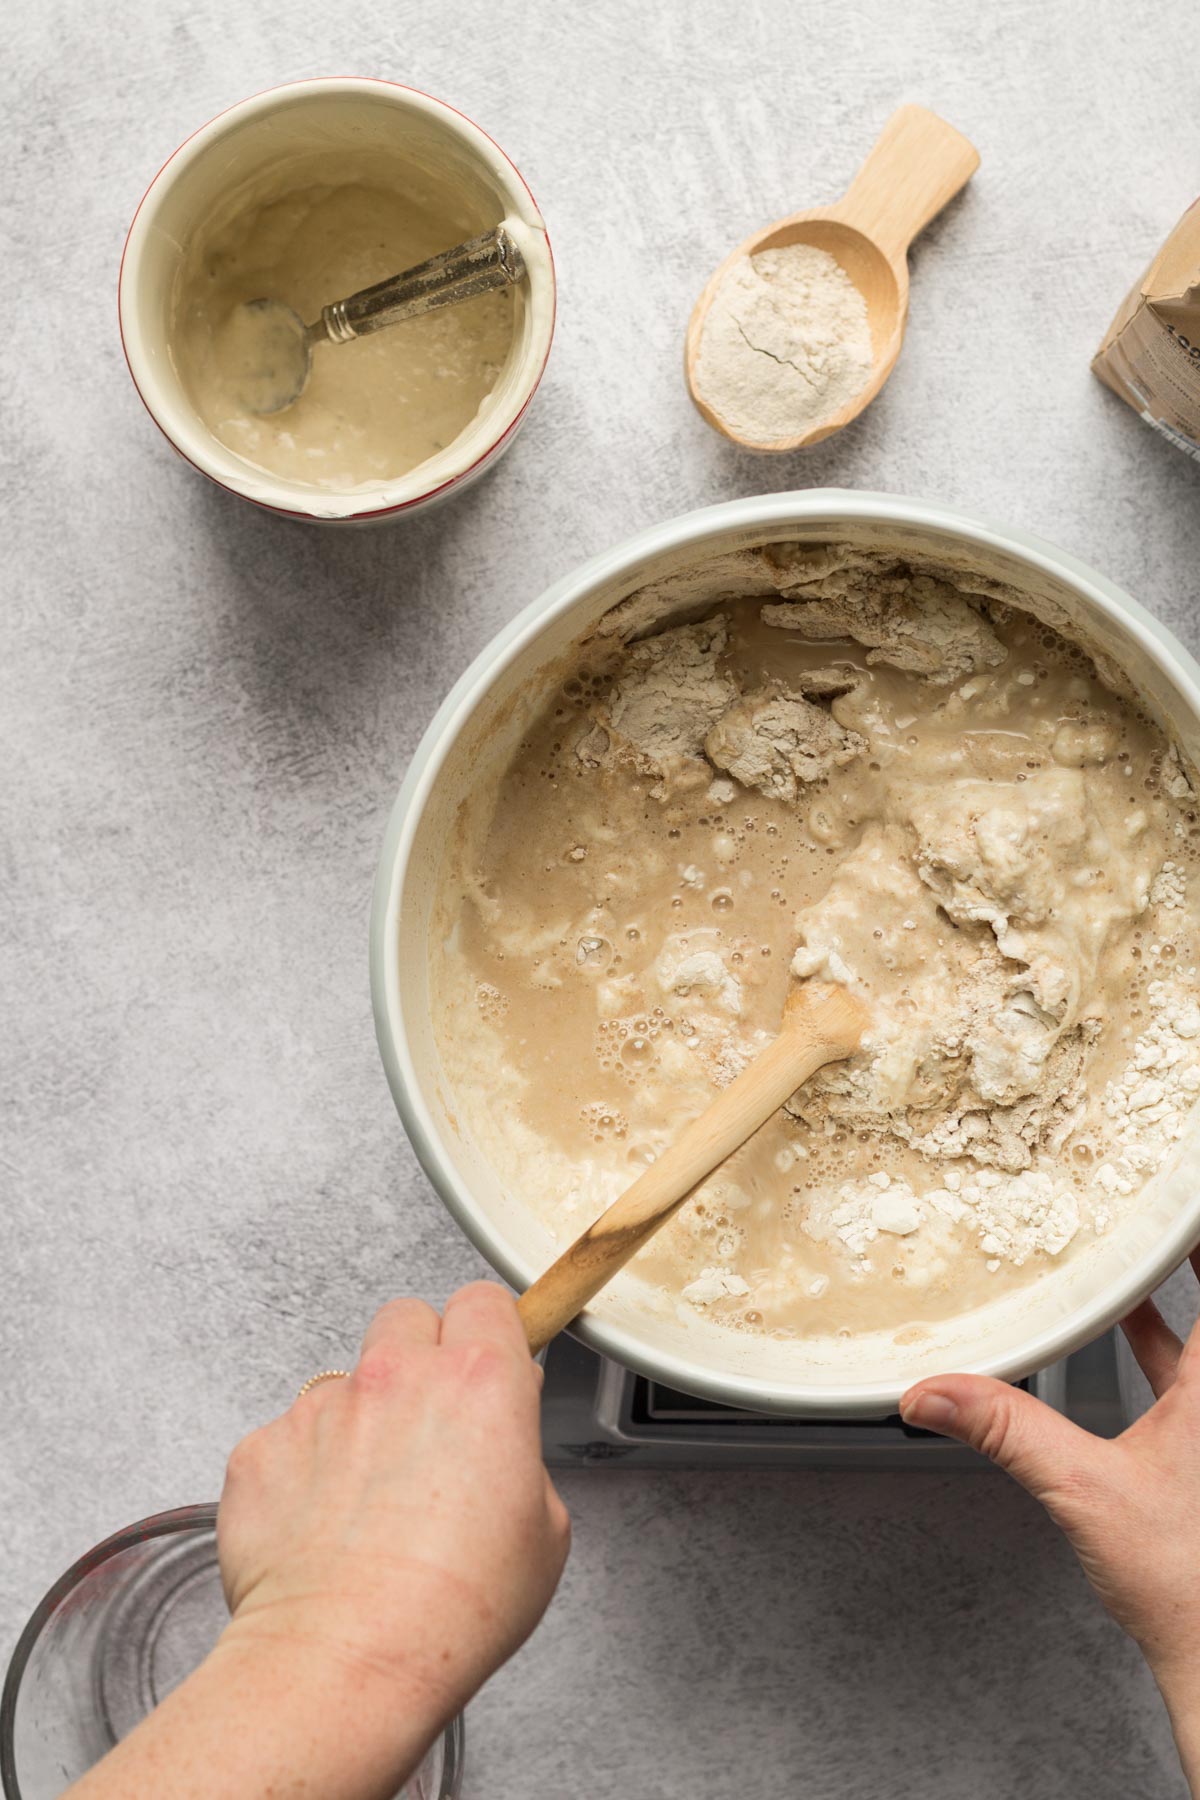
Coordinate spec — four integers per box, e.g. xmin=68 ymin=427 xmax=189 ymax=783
xmin=314 ymin=225 xmax=525 ymax=345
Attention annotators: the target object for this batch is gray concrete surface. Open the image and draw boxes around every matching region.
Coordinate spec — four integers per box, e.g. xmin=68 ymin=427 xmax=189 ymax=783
xmin=3 ymin=2 xmax=1199 ymax=1794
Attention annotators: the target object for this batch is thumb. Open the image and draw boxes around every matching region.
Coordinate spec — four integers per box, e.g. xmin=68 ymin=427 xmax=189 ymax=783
xmin=901 ymin=1374 xmax=1105 ymax=1509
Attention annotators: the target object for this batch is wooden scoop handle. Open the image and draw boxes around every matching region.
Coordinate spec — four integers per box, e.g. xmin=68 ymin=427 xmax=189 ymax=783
xmin=517 ymin=985 xmax=865 ymax=1354
xmin=838 ymin=103 xmax=979 ymax=266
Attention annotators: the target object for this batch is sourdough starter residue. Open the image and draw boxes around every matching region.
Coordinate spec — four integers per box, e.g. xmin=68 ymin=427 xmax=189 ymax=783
xmin=434 ymin=544 xmax=1200 ymax=1340
xmin=173 ymin=182 xmax=514 ymax=490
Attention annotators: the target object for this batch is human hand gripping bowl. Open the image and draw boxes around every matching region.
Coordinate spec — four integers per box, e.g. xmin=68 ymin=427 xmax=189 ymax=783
xmin=517 ymin=979 xmax=869 ymax=1351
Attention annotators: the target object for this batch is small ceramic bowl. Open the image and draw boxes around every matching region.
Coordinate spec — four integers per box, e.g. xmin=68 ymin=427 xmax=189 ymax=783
xmin=118 ymin=79 xmax=555 ymax=523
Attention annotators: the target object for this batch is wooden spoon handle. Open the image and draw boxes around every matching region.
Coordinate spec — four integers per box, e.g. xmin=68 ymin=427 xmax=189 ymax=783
xmin=517 ymin=1023 xmax=842 ymax=1355
xmin=838 ymin=104 xmax=979 ymax=266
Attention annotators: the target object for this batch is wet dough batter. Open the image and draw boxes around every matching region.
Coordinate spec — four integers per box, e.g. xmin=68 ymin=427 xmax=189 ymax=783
xmin=435 ymin=545 xmax=1200 ymax=1339
xmin=173 ymin=182 xmax=514 ymax=490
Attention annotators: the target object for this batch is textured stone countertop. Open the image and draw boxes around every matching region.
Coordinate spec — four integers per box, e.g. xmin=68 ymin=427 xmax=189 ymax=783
xmin=4 ymin=3 xmax=1200 ymax=1795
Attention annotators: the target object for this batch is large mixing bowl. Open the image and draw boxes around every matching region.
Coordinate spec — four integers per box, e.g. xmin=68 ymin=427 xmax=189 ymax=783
xmin=371 ymin=492 xmax=1200 ymax=1414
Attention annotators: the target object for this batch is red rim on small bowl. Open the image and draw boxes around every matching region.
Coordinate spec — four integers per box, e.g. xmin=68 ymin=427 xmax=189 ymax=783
xmin=118 ymin=78 xmax=556 ymax=523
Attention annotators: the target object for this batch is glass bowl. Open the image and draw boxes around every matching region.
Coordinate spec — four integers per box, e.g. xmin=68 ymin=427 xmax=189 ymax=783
xmin=0 ymin=1506 xmax=463 ymax=1799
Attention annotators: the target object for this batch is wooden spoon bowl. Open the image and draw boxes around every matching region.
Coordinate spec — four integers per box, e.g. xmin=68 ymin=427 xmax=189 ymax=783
xmin=686 ymin=105 xmax=979 ymax=452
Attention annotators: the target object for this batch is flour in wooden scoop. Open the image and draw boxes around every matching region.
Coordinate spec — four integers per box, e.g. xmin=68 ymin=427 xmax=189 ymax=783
xmin=433 ymin=544 xmax=1200 ymax=1341
xmin=695 ymin=245 xmax=873 ymax=442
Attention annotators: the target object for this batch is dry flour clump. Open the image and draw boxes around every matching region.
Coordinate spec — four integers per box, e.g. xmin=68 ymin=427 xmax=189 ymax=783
xmin=682 ymin=1266 xmax=752 ymax=1306
xmin=695 ymin=244 xmax=873 ymax=443
xmin=1096 ymin=981 xmax=1200 ymax=1201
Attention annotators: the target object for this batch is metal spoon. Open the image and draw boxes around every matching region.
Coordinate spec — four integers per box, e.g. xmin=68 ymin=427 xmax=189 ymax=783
xmin=221 ymin=224 xmax=527 ymax=416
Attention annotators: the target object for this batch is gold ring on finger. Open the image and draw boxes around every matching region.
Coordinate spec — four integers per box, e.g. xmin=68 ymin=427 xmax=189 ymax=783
xmin=297 ymin=1368 xmax=351 ymax=1400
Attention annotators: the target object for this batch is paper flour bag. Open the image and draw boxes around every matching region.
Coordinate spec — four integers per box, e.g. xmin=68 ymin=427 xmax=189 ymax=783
xmin=1093 ymin=197 xmax=1200 ymax=462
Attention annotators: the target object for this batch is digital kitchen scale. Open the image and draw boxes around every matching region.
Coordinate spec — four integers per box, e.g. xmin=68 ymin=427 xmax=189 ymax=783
xmin=540 ymin=1329 xmax=1125 ymax=1470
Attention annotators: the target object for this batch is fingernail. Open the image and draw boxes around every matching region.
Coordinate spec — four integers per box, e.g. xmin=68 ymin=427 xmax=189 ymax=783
xmin=901 ymin=1390 xmax=958 ymax=1431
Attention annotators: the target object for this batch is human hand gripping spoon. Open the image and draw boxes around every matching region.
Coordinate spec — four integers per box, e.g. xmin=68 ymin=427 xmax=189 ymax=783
xmin=517 ymin=980 xmax=869 ymax=1353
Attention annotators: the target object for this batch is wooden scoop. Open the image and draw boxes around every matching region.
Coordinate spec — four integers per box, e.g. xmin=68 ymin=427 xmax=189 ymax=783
xmin=685 ymin=104 xmax=980 ymax=452
xmin=517 ymin=981 xmax=868 ymax=1354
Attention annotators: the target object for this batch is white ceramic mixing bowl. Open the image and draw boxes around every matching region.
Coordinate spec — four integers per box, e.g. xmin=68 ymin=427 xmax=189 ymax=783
xmin=371 ymin=491 xmax=1200 ymax=1414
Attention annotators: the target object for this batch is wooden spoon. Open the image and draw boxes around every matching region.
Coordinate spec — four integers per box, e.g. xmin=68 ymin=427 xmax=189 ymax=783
xmin=685 ymin=104 xmax=980 ymax=452
xmin=517 ymin=980 xmax=869 ymax=1354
